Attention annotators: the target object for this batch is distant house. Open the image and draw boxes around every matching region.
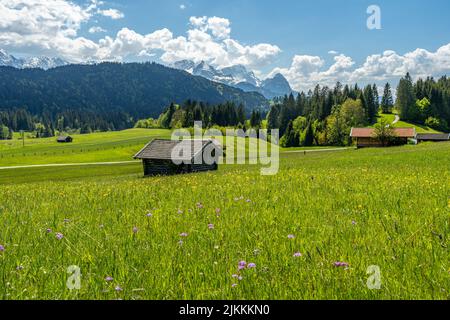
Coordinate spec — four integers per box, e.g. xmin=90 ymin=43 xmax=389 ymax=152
xmin=416 ymin=133 xmax=450 ymax=143
xmin=350 ymin=127 xmax=416 ymax=148
xmin=134 ymin=139 xmax=222 ymax=176
xmin=57 ymin=136 xmax=73 ymax=143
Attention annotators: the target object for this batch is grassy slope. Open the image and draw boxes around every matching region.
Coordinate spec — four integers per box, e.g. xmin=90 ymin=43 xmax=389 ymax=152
xmin=0 ymin=142 xmax=449 ymax=299
xmin=0 ymin=129 xmax=172 ymax=167
xmin=375 ymin=113 xmax=441 ymax=133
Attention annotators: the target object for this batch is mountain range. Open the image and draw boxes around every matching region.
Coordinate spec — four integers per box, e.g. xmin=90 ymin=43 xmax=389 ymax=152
xmin=0 ymin=49 xmax=68 ymax=70
xmin=171 ymin=60 xmax=297 ymax=99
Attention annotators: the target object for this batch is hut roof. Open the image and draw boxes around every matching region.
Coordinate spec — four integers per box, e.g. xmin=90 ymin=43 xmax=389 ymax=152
xmin=57 ymin=136 xmax=72 ymax=141
xmin=134 ymin=139 xmax=220 ymax=161
xmin=416 ymin=133 xmax=450 ymax=141
xmin=350 ymin=127 xmax=416 ymax=138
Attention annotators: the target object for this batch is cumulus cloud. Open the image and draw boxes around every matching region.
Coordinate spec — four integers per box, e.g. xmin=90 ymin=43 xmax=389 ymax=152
xmin=98 ymin=8 xmax=124 ymax=20
xmin=0 ymin=2 xmax=280 ymax=69
xmin=272 ymin=46 xmax=450 ymax=92
xmin=89 ymin=26 xmax=107 ymax=33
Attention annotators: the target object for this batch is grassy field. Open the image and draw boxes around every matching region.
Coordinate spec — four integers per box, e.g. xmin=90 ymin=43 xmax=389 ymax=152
xmin=0 ymin=128 xmax=449 ymax=299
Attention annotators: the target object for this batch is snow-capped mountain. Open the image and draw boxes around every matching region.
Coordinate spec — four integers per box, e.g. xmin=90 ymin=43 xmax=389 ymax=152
xmin=0 ymin=49 xmax=68 ymax=70
xmin=170 ymin=60 xmax=295 ymax=99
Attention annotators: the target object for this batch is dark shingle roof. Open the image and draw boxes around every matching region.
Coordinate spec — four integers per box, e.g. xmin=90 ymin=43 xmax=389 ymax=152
xmin=416 ymin=133 xmax=450 ymax=141
xmin=134 ymin=139 xmax=218 ymax=161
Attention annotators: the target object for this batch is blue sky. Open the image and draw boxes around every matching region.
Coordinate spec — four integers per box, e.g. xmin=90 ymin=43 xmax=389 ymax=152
xmin=2 ymin=0 xmax=450 ymax=90
xmin=74 ymin=0 xmax=450 ymax=67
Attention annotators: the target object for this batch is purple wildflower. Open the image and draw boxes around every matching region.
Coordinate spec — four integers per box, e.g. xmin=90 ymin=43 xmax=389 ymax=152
xmin=0 ymin=245 xmax=5 ymax=252
xmin=215 ymin=208 xmax=221 ymax=214
xmin=352 ymin=220 xmax=357 ymax=225
xmin=232 ymin=274 xmax=239 ymax=278
xmin=46 ymin=228 xmax=52 ymax=233
xmin=55 ymin=233 xmax=64 ymax=240
xmin=333 ymin=261 xmax=350 ymax=268
xmin=133 ymin=226 xmax=139 ymax=233
xmin=178 ymin=240 xmax=184 ymax=246
xmin=247 ymin=263 xmax=256 ymax=269
xmin=246 ymin=199 xmax=251 ymax=203
xmin=177 ymin=209 xmax=183 ymax=214
xmin=238 ymin=261 xmax=247 ymax=269
xmin=208 ymin=224 xmax=214 ymax=230
xmin=288 ymin=234 xmax=295 ymax=239
xmin=105 ymin=276 xmax=114 ymax=282
xmin=196 ymin=203 xmax=204 ymax=209
xmin=293 ymin=252 xmax=302 ymax=257
xmin=115 ymin=285 xmax=123 ymax=292
xmin=180 ymin=232 xmax=188 ymax=237
xmin=16 ymin=265 xmax=24 ymax=271
xmin=146 ymin=212 xmax=153 ymax=217
xmin=232 ymin=283 xmax=238 ymax=288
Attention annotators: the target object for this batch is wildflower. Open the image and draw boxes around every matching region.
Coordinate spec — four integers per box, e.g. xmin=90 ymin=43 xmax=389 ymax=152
xmin=178 ymin=240 xmax=184 ymax=246
xmin=196 ymin=203 xmax=204 ymax=209
xmin=180 ymin=232 xmax=188 ymax=237
xmin=232 ymin=283 xmax=238 ymax=288
xmin=115 ymin=285 xmax=123 ymax=292
xmin=333 ymin=261 xmax=349 ymax=268
xmin=238 ymin=261 xmax=247 ymax=270
xmin=352 ymin=220 xmax=357 ymax=225
xmin=214 ymin=245 xmax=220 ymax=250
xmin=246 ymin=199 xmax=251 ymax=203
xmin=99 ymin=224 xmax=104 ymax=228
xmin=133 ymin=226 xmax=139 ymax=234
xmin=177 ymin=209 xmax=183 ymax=214
xmin=16 ymin=265 xmax=24 ymax=271
xmin=293 ymin=252 xmax=302 ymax=257
xmin=288 ymin=234 xmax=295 ymax=239
xmin=215 ymin=208 xmax=221 ymax=214
xmin=247 ymin=263 xmax=256 ymax=269
xmin=46 ymin=228 xmax=52 ymax=233
xmin=146 ymin=212 xmax=153 ymax=217
xmin=105 ymin=276 xmax=114 ymax=282
xmin=208 ymin=224 xmax=214 ymax=230
xmin=232 ymin=274 xmax=239 ymax=278
xmin=0 ymin=245 xmax=5 ymax=252
xmin=55 ymin=233 xmax=64 ymax=240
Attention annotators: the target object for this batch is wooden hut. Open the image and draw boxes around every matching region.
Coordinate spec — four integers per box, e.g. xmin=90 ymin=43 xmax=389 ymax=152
xmin=416 ymin=133 xmax=450 ymax=143
xmin=350 ymin=127 xmax=416 ymax=148
xmin=134 ymin=139 xmax=222 ymax=176
xmin=57 ymin=136 xmax=73 ymax=143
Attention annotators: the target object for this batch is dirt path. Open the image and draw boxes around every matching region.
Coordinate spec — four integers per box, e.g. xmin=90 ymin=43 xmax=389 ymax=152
xmin=393 ymin=114 xmax=400 ymax=125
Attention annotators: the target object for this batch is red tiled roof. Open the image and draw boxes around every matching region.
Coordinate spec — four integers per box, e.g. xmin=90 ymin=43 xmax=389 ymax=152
xmin=350 ymin=127 xmax=416 ymax=138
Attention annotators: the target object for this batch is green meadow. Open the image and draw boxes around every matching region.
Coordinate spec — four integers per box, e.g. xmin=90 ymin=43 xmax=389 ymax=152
xmin=0 ymin=129 xmax=449 ymax=300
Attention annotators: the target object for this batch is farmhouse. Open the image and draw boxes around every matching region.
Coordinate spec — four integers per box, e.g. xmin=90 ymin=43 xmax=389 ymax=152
xmin=134 ymin=139 xmax=222 ymax=176
xmin=350 ymin=127 xmax=416 ymax=148
xmin=416 ymin=133 xmax=450 ymax=143
xmin=57 ymin=136 xmax=73 ymax=143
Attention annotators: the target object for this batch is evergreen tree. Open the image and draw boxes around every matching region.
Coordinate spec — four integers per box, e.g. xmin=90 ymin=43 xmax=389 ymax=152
xmin=396 ymin=73 xmax=418 ymax=121
xmin=381 ymin=83 xmax=394 ymax=114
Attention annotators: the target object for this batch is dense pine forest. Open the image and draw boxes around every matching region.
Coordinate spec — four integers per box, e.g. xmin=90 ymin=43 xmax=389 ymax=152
xmin=0 ymin=62 xmax=268 ymax=136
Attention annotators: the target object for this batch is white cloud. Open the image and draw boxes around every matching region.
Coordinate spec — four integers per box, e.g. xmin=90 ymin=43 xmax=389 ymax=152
xmin=179 ymin=4 xmax=186 ymax=10
xmin=272 ymin=45 xmax=450 ymax=92
xmin=328 ymin=50 xmax=339 ymax=55
xmin=98 ymin=8 xmax=124 ymax=20
xmin=89 ymin=26 xmax=107 ymax=33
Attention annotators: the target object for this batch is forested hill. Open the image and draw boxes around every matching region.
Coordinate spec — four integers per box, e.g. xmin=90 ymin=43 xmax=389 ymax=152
xmin=0 ymin=62 xmax=268 ymax=120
